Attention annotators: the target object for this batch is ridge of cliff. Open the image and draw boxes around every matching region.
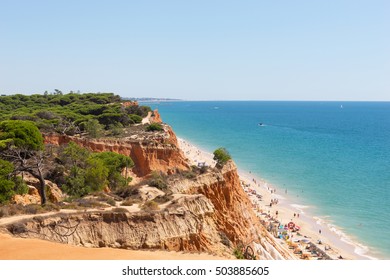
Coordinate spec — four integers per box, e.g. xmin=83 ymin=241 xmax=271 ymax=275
xmin=44 ymin=124 xmax=189 ymax=177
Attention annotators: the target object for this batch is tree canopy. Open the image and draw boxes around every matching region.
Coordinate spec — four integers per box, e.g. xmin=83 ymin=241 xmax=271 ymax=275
xmin=0 ymin=93 xmax=152 ymax=137
xmin=0 ymin=120 xmax=47 ymax=204
xmin=0 ymin=120 xmax=43 ymax=150
xmin=59 ymin=142 xmax=134 ymax=197
xmin=213 ymin=147 xmax=231 ymax=167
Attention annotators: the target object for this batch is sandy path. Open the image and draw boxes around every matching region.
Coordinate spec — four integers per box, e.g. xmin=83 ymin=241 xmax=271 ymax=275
xmin=0 ymin=233 xmax=224 ymax=260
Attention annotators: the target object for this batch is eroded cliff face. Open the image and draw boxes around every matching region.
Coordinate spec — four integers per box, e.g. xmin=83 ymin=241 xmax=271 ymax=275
xmin=8 ymin=196 xmax=230 ymax=257
xmin=170 ymin=161 xmax=294 ymax=260
xmin=44 ymin=125 xmax=189 ymax=177
xmin=6 ymin=160 xmax=293 ymax=259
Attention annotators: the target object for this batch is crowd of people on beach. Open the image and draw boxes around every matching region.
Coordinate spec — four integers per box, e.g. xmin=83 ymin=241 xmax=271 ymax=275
xmin=241 ymin=179 xmax=335 ymax=260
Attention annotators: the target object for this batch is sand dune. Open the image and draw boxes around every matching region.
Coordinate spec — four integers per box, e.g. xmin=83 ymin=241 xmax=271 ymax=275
xmin=0 ymin=233 xmax=225 ymax=260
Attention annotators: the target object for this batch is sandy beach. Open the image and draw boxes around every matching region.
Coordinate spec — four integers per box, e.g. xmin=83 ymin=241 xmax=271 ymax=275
xmin=178 ymin=137 xmax=372 ymax=260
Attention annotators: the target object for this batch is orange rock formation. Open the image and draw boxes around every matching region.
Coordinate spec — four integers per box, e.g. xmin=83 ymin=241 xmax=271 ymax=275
xmin=121 ymin=101 xmax=139 ymax=107
xmin=44 ymin=126 xmax=189 ymax=177
xmin=150 ymin=109 xmax=163 ymax=123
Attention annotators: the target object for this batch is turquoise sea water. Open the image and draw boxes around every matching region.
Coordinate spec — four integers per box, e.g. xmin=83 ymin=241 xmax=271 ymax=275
xmin=147 ymin=101 xmax=390 ymax=259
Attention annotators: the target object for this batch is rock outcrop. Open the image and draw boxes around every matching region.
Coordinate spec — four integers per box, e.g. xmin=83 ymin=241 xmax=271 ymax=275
xmin=150 ymin=109 xmax=163 ymax=123
xmin=121 ymin=101 xmax=138 ymax=107
xmin=11 ymin=187 xmax=41 ymax=206
xmin=11 ymin=177 xmax=64 ymax=205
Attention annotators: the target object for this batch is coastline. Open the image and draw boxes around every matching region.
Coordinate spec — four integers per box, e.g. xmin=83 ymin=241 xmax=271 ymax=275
xmin=177 ymin=137 xmax=375 ymax=260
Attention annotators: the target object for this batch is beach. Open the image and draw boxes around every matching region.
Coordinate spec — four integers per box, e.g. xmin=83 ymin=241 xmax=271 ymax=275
xmin=178 ymin=137 xmax=372 ymax=260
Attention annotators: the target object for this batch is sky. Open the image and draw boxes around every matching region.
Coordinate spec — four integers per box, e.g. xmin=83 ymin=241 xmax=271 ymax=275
xmin=0 ymin=0 xmax=389 ymax=101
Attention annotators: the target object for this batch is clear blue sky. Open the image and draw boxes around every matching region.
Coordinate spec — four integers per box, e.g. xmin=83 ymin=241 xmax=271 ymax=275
xmin=1 ymin=0 xmax=389 ymax=100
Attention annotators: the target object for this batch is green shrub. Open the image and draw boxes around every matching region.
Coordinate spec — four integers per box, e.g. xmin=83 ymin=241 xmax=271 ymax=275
xmin=91 ymin=152 xmax=134 ymax=191
xmin=98 ymin=196 xmax=116 ymax=206
xmin=233 ymin=247 xmax=245 ymax=259
xmin=148 ymin=172 xmax=168 ymax=191
xmin=112 ymin=207 xmax=128 ymax=213
xmin=108 ymin=123 xmax=123 ymax=136
xmin=182 ymin=170 xmax=197 ymax=179
xmin=152 ymin=194 xmax=173 ymax=204
xmin=141 ymin=200 xmax=159 ymax=211
xmin=121 ymin=199 xmax=134 ymax=206
xmin=0 ymin=207 xmax=8 ymax=218
xmin=146 ymin=123 xmax=163 ymax=132
xmin=199 ymin=165 xmax=208 ymax=174
xmin=84 ymin=157 xmax=108 ymax=192
xmin=128 ymin=114 xmax=142 ymax=124
xmin=0 ymin=204 xmax=24 ymax=216
xmin=13 ymin=176 xmax=29 ymax=195
xmin=62 ymin=166 xmax=89 ymax=197
xmin=24 ymin=204 xmax=43 ymax=214
xmin=0 ymin=159 xmax=15 ymax=203
xmin=83 ymin=119 xmax=103 ymax=138
xmin=42 ymin=203 xmax=60 ymax=212
xmin=73 ymin=198 xmax=105 ymax=208
xmin=213 ymin=147 xmax=231 ymax=167
xmin=115 ymin=186 xmax=140 ymax=199
xmin=125 ymin=105 xmax=151 ymax=118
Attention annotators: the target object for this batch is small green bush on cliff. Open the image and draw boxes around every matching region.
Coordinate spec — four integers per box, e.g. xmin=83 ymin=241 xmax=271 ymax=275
xmin=148 ymin=172 xmax=168 ymax=191
xmin=213 ymin=147 xmax=231 ymax=167
xmin=0 ymin=159 xmax=15 ymax=204
xmin=141 ymin=200 xmax=159 ymax=211
xmin=233 ymin=247 xmax=245 ymax=259
xmin=146 ymin=123 xmax=163 ymax=132
xmin=128 ymin=114 xmax=142 ymax=124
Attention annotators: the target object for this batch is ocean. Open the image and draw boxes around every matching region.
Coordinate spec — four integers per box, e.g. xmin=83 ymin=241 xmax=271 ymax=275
xmin=146 ymin=101 xmax=390 ymax=259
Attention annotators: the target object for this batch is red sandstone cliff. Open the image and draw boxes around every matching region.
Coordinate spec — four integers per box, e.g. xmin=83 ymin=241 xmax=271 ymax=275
xmin=44 ymin=125 xmax=189 ymax=177
xmin=150 ymin=109 xmax=163 ymax=123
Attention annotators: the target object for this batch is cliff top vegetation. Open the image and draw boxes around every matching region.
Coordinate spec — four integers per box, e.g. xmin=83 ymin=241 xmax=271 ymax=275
xmin=0 ymin=92 xmax=153 ymax=206
xmin=0 ymin=92 xmax=152 ymax=137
